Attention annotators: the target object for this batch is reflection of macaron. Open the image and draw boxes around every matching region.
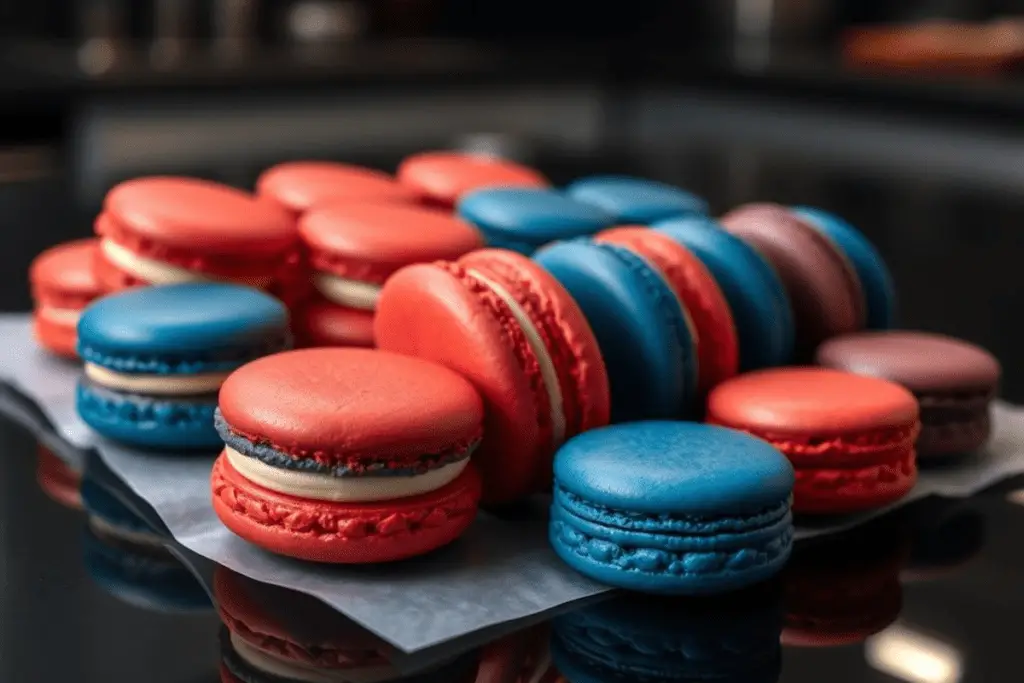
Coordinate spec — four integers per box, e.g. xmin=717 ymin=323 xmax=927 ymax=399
xmin=29 ymin=238 xmax=106 ymax=359
xmin=655 ymin=216 xmax=794 ymax=371
xmin=721 ymin=203 xmax=865 ymax=357
xmin=535 ymin=240 xmax=697 ymax=422
xmin=211 ymin=348 xmax=484 ymax=562
xmin=792 ymin=206 xmax=896 ymax=329
xmin=566 ymin=175 xmax=708 ymax=224
xmin=82 ymin=478 xmax=211 ymax=613
xmin=397 ymin=151 xmax=549 ymax=209
xmin=257 ymin=161 xmax=417 ymax=216
xmin=458 ymin=188 xmax=613 ymax=254
xmin=902 ymin=499 xmax=986 ymax=582
xmin=708 ymin=368 xmax=920 ymax=514
xmin=76 ymin=284 xmax=290 ymax=449
xmin=299 ymin=203 xmax=483 ymax=314
xmin=94 ymin=177 xmax=299 ymax=294
xmin=596 ymin=227 xmax=738 ymax=395
xmin=291 ymin=297 xmax=376 ymax=348
xmin=550 ymin=422 xmax=795 ymax=594
xmin=36 ymin=445 xmax=83 ymax=510
xmin=816 ymin=331 xmax=1001 ymax=458
xmin=376 ymin=249 xmax=610 ymax=504
xmin=552 ymin=590 xmax=782 ymax=683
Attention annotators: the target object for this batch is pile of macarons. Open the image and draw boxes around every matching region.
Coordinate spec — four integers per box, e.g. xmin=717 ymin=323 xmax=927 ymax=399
xmin=26 ymin=152 xmax=1001 ymax=593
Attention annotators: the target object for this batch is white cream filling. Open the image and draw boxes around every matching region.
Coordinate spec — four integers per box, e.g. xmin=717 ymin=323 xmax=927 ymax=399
xmin=88 ymin=515 xmax=165 ymax=549
xmin=85 ymin=362 xmax=229 ymax=396
xmin=38 ymin=306 xmax=81 ymax=325
xmin=225 ymin=447 xmax=469 ymax=503
xmin=467 ymin=268 xmax=566 ymax=447
xmin=100 ymin=238 xmax=273 ymax=288
xmin=230 ymin=632 xmax=400 ymax=683
xmin=312 ymin=272 xmax=381 ymax=311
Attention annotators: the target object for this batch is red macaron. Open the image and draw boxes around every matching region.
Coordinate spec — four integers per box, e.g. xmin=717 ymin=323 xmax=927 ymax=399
xmin=707 ymin=367 xmax=920 ymax=514
xmin=375 ymin=248 xmax=611 ymax=505
xmin=29 ymin=238 xmax=106 ymax=358
xmin=596 ymin=226 xmax=739 ymax=396
xmin=94 ymin=177 xmax=300 ymax=296
xmin=211 ymin=348 xmax=484 ymax=563
xmin=291 ymin=297 xmax=375 ymax=348
xmin=36 ymin=446 xmax=83 ymax=510
xmin=397 ymin=151 xmax=549 ymax=209
xmin=256 ymin=161 xmax=418 ymax=217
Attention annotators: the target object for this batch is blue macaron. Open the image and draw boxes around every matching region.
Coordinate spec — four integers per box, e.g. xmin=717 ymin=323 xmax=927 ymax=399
xmin=550 ymin=422 xmax=795 ymax=595
xmin=792 ymin=206 xmax=896 ymax=330
xmin=76 ymin=283 xmax=290 ymax=450
xmin=565 ymin=175 xmax=709 ymax=224
xmin=654 ymin=216 xmax=794 ymax=370
xmin=457 ymin=187 xmax=613 ymax=254
xmin=534 ymin=240 xmax=697 ymax=422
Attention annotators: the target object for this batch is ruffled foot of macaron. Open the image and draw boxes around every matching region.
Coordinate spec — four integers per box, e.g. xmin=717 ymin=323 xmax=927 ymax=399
xmin=211 ymin=348 xmax=484 ymax=563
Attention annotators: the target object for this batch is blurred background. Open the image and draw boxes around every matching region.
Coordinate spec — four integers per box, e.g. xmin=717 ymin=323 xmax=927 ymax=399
xmin=0 ymin=0 xmax=1022 ymax=393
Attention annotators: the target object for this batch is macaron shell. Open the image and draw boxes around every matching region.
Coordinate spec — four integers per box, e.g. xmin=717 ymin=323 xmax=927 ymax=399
xmin=218 ymin=348 xmax=483 ymax=465
xmin=256 ymin=161 xmax=417 ymax=214
xmin=292 ymin=298 xmax=375 ymax=348
xmin=707 ymin=367 xmax=919 ymax=436
xmin=104 ymin=177 xmax=296 ymax=255
xmin=375 ymin=262 xmax=543 ymax=504
xmin=815 ymin=331 xmax=1000 ymax=394
xmin=33 ymin=314 xmax=80 ymax=358
xmin=30 ymin=238 xmax=105 ymax=308
xmin=211 ymin=453 xmax=481 ymax=563
xmin=721 ymin=203 xmax=865 ymax=356
xmin=299 ymin=203 xmax=483 ymax=283
xmin=565 ymin=175 xmax=709 ymax=223
xmin=597 ymin=227 xmax=739 ymax=394
xmin=397 ymin=151 xmax=549 ymax=207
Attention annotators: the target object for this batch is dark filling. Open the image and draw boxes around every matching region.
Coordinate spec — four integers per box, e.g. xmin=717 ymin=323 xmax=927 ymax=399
xmin=918 ymin=389 xmax=993 ymax=427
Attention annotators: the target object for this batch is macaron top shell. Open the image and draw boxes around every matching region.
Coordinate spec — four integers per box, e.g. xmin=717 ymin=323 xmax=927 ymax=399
xmin=103 ymin=177 xmax=296 ymax=255
xmin=554 ymin=422 xmax=795 ymax=515
xmin=721 ymin=203 xmax=865 ymax=352
xmin=256 ymin=161 xmax=416 ymax=214
xmin=78 ymin=283 xmax=289 ymax=364
xmin=458 ymin=188 xmax=613 ymax=249
xmin=218 ymin=348 xmax=484 ymax=466
xmin=815 ymin=331 xmax=1000 ymax=394
xmin=566 ymin=175 xmax=709 ymax=224
xmin=299 ymin=203 xmax=483 ymax=283
xmin=30 ymin=238 xmax=104 ymax=305
xmin=398 ymin=151 xmax=549 ymax=206
xmin=707 ymin=367 xmax=919 ymax=436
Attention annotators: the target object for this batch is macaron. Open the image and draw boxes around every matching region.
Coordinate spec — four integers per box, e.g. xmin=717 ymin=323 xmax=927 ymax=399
xmin=76 ymin=283 xmax=290 ymax=450
xmin=299 ymin=202 xmax=483 ymax=314
xmin=707 ymin=368 xmax=920 ymax=514
xmin=596 ymin=226 xmax=739 ymax=395
xmin=549 ymin=422 xmax=795 ymax=594
xmin=792 ymin=206 xmax=897 ymax=329
xmin=721 ymin=203 xmax=866 ymax=357
xmin=29 ymin=238 xmax=106 ymax=359
xmin=565 ymin=175 xmax=709 ymax=224
xmin=397 ymin=151 xmax=549 ymax=209
xmin=376 ymin=249 xmax=610 ymax=504
xmin=36 ymin=445 xmax=83 ymax=510
xmin=256 ymin=161 xmax=417 ymax=216
xmin=94 ymin=176 xmax=299 ymax=294
xmin=82 ymin=478 xmax=212 ymax=613
xmin=458 ymin=188 xmax=613 ymax=254
xmin=816 ymin=331 xmax=1001 ymax=458
xmin=654 ymin=216 xmax=794 ymax=371
xmin=211 ymin=348 xmax=484 ymax=563
xmin=534 ymin=240 xmax=697 ymax=422
xmin=552 ymin=592 xmax=782 ymax=683
xmin=291 ymin=296 xmax=375 ymax=348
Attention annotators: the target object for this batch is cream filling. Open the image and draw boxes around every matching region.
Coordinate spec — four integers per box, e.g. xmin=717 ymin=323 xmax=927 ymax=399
xmin=100 ymin=238 xmax=273 ymax=288
xmin=230 ymin=632 xmax=400 ymax=683
xmin=468 ymin=268 xmax=566 ymax=447
xmin=38 ymin=306 xmax=81 ymax=325
xmin=88 ymin=515 xmax=165 ymax=549
xmin=85 ymin=363 xmax=230 ymax=396
xmin=225 ymin=447 xmax=469 ymax=503
xmin=312 ymin=272 xmax=380 ymax=311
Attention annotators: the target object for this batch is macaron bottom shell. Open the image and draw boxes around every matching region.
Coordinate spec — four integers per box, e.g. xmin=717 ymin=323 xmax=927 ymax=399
xmin=33 ymin=313 xmax=81 ymax=359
